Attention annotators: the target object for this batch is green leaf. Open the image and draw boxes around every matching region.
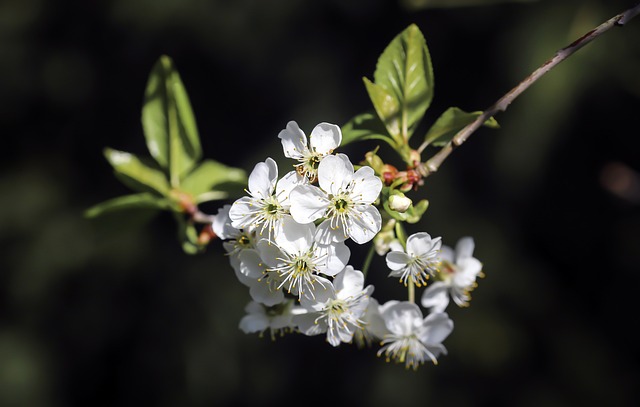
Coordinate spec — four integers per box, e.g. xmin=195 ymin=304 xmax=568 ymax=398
xmin=142 ymin=55 xmax=202 ymax=186
xmin=373 ymin=24 xmax=434 ymax=140
xmin=363 ymin=77 xmax=401 ymax=141
xmin=341 ymin=111 xmax=397 ymax=149
xmin=104 ymin=148 xmax=171 ymax=195
xmin=84 ymin=193 xmax=173 ymax=218
xmin=180 ymin=159 xmax=247 ymax=203
xmin=423 ymin=107 xmax=500 ymax=147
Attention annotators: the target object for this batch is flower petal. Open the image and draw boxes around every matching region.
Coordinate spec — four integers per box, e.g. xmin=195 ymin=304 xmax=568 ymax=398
xmin=346 ymin=205 xmax=381 ymax=244
xmin=420 ymin=281 xmax=450 ymax=313
xmin=239 ymin=312 xmax=269 ymax=334
xmin=319 ymin=242 xmax=350 ymax=276
xmin=275 ymin=216 xmax=314 ymax=256
xmin=289 ymin=185 xmax=329 ymax=224
xmin=315 ymin=218 xmax=347 ymax=245
xmin=350 ymin=167 xmax=382 ymax=204
xmin=334 ymin=266 xmax=364 ymax=298
xmin=309 ymin=122 xmax=341 ymax=154
xmin=455 ymin=236 xmax=475 ymax=262
xmin=249 ymin=280 xmax=286 ymax=307
xmin=420 ymin=312 xmax=454 ymax=345
xmin=278 ymin=120 xmax=307 ymax=159
xmin=228 ymin=196 xmax=256 ymax=230
xmin=276 ymin=170 xmax=307 ymax=209
xmin=385 ymin=250 xmax=411 ymax=271
xmin=293 ymin=312 xmax=327 ymax=336
xmin=406 ymin=232 xmax=438 ymax=257
xmin=318 ymin=153 xmax=353 ymax=195
xmin=248 ymin=157 xmax=278 ymax=199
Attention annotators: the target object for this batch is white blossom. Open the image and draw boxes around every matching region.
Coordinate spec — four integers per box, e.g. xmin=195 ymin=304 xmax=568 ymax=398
xmin=289 ymin=153 xmax=382 ymax=244
xmin=228 ymin=157 xmax=298 ymax=240
xmin=370 ymin=301 xmax=453 ymax=370
xmin=256 ymin=216 xmax=350 ymax=300
xmin=385 ymin=232 xmax=442 ymax=287
xmin=293 ymin=266 xmax=374 ymax=347
xmin=278 ymin=120 xmax=341 ymax=182
xmin=421 ymin=237 xmax=483 ymax=312
xmin=239 ymin=300 xmax=306 ymax=340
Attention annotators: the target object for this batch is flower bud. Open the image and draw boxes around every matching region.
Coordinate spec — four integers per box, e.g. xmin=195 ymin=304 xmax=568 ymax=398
xmin=389 ymin=193 xmax=412 ymax=213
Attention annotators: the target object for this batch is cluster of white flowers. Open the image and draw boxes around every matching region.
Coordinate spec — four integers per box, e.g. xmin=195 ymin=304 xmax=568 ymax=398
xmin=211 ymin=120 xmax=485 ymax=369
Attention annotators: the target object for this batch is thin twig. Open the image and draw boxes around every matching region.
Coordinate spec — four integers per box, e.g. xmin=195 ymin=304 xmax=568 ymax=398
xmin=420 ymin=2 xmax=640 ymax=177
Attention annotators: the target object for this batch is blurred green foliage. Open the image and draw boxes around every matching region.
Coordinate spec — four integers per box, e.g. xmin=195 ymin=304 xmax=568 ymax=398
xmin=1 ymin=0 xmax=639 ymax=406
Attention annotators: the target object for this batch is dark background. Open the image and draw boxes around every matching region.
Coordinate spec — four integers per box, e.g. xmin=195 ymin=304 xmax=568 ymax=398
xmin=2 ymin=0 xmax=640 ymax=406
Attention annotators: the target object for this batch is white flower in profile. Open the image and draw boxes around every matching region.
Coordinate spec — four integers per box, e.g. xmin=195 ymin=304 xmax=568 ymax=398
xmin=228 ymin=157 xmax=298 ymax=240
xmin=256 ymin=216 xmax=350 ymax=300
xmin=352 ymin=296 xmax=385 ymax=348
xmin=278 ymin=120 xmax=342 ymax=183
xmin=293 ymin=266 xmax=374 ymax=347
xmin=239 ymin=299 xmax=306 ymax=340
xmin=421 ymin=237 xmax=483 ymax=313
xmin=212 ymin=204 xmax=259 ymax=278
xmin=289 ymin=153 xmax=383 ymax=244
xmin=385 ymin=232 xmax=442 ymax=287
xmin=370 ymin=301 xmax=453 ymax=370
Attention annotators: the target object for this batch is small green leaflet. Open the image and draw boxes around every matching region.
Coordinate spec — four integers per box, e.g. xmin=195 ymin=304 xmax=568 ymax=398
xmin=366 ymin=24 xmax=434 ymax=143
xmin=103 ymin=147 xmax=171 ymax=195
xmin=341 ymin=111 xmax=397 ymax=149
xmin=84 ymin=193 xmax=173 ymax=218
xmin=423 ymin=107 xmax=499 ymax=147
xmin=142 ymin=55 xmax=202 ymax=187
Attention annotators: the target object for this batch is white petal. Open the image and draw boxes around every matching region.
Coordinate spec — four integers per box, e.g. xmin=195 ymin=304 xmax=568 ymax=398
xmin=317 ymin=153 xmax=353 ymax=195
xmin=249 ymin=280 xmax=286 ymax=306
xmin=289 ymin=185 xmax=329 ymax=224
xmin=314 ymin=219 xmax=347 ymax=245
xmin=318 ymin=241 xmax=350 ymax=276
xmin=385 ymin=250 xmax=411 ymax=271
xmin=248 ymin=157 xmax=278 ymax=199
xmin=228 ymin=197 xmax=256 ymax=230
xmin=350 ymin=167 xmax=382 ymax=204
xmin=455 ymin=237 xmax=475 ymax=262
xmin=309 ymin=122 xmax=341 ymax=154
xmin=406 ymin=232 xmax=437 ymax=257
xmin=212 ymin=204 xmax=238 ymax=240
xmin=278 ymin=120 xmax=307 ymax=159
xmin=236 ymin=249 xmax=264 ymax=285
xmin=383 ymin=302 xmax=423 ymax=336
xmin=276 ymin=170 xmax=307 ymax=209
xmin=334 ymin=266 xmax=365 ymax=299
xmin=300 ymin=276 xmax=335 ymax=311
xmin=420 ymin=281 xmax=450 ymax=313
xmin=453 ymin=257 xmax=483 ymax=287
xmin=256 ymin=239 xmax=284 ymax=268
xmin=274 ymin=216 xmax=314 ymax=256
xmin=420 ymin=312 xmax=454 ymax=345
xmin=239 ymin=313 xmax=269 ymax=334
xmin=347 ymin=206 xmax=382 ymax=244
xmin=293 ymin=312 xmax=327 ymax=336
xmin=439 ymin=245 xmax=455 ymax=263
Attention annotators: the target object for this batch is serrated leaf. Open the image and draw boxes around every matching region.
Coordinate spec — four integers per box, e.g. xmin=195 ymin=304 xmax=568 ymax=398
xmin=104 ymin=148 xmax=171 ymax=195
xmin=181 ymin=159 xmax=247 ymax=202
xmin=84 ymin=193 xmax=173 ymax=218
xmin=142 ymin=55 xmax=202 ymax=186
xmin=363 ymin=77 xmax=401 ymax=141
xmin=341 ymin=111 xmax=397 ymax=149
xmin=373 ymin=24 xmax=434 ymax=140
xmin=423 ymin=107 xmax=500 ymax=147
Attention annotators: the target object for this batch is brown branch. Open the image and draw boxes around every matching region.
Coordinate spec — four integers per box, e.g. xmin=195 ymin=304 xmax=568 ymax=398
xmin=419 ymin=2 xmax=640 ymax=178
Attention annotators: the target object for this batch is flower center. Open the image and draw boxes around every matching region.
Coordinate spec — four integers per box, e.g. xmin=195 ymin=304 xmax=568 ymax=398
xmin=334 ymin=198 xmax=349 ymax=212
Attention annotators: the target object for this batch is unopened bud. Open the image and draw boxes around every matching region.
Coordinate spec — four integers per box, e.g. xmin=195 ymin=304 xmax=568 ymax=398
xmin=389 ymin=194 xmax=412 ymax=213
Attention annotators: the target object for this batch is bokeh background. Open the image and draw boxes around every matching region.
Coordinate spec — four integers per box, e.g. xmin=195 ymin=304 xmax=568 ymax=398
xmin=2 ymin=0 xmax=640 ymax=406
